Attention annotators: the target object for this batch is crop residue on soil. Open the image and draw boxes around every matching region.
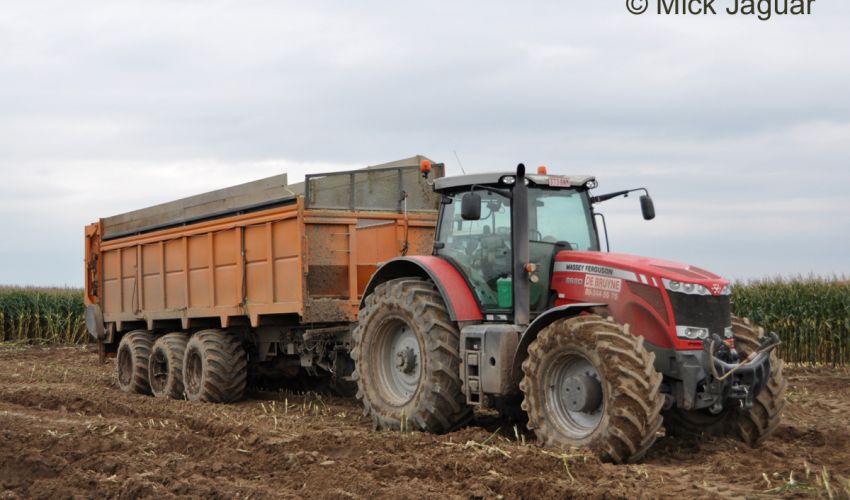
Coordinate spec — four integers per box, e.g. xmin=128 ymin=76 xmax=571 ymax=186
xmin=0 ymin=346 xmax=848 ymax=498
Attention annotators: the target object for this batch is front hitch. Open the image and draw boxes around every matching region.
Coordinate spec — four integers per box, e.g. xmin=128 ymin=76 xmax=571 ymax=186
xmin=704 ymin=332 xmax=780 ymax=407
xmin=706 ymin=332 xmax=780 ymax=376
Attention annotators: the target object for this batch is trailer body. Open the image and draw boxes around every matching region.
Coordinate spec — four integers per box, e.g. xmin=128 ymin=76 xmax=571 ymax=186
xmin=85 ymin=159 xmax=443 ymax=378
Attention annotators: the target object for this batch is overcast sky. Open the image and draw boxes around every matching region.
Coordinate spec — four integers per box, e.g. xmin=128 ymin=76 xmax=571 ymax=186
xmin=1 ymin=1 xmax=849 ymax=286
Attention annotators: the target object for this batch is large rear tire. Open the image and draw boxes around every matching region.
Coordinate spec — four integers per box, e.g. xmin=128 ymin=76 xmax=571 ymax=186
xmin=520 ymin=315 xmax=664 ymax=463
xmin=352 ymin=278 xmax=471 ymax=433
xmin=663 ymin=316 xmax=787 ymax=447
xmin=149 ymin=332 xmax=189 ymax=399
xmin=116 ymin=330 xmax=154 ymax=395
xmin=182 ymin=330 xmax=247 ymax=403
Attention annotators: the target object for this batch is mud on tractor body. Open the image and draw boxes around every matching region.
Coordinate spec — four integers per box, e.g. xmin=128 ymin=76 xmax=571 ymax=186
xmin=353 ymin=163 xmax=786 ymax=463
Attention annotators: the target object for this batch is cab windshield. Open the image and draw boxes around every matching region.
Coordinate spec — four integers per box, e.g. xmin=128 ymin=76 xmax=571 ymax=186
xmin=528 ymin=187 xmax=598 ymax=251
xmin=436 ymin=186 xmax=598 ymax=312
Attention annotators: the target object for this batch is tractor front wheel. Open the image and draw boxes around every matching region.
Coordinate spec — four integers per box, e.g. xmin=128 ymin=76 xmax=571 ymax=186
xmin=520 ymin=315 xmax=664 ymax=463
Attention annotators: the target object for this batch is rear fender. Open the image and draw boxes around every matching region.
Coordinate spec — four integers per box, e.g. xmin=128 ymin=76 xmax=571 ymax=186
xmin=359 ymin=256 xmax=483 ymax=322
xmin=509 ymin=303 xmax=605 ymax=390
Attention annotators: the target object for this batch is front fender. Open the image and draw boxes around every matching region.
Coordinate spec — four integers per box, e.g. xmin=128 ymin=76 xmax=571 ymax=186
xmin=509 ymin=303 xmax=605 ymax=390
xmin=360 ymin=256 xmax=483 ymax=322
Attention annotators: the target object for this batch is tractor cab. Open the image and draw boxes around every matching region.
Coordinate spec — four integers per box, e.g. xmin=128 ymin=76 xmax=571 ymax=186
xmin=432 ymin=169 xmax=601 ymax=321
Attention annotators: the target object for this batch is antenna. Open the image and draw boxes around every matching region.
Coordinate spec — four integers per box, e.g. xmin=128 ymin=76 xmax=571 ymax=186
xmin=453 ymin=150 xmax=467 ymax=175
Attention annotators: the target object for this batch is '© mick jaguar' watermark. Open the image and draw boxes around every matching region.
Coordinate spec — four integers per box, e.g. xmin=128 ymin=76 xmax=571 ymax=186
xmin=626 ymin=0 xmax=816 ymax=21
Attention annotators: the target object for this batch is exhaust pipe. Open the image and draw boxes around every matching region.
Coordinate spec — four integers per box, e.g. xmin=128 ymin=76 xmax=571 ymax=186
xmin=512 ymin=163 xmax=530 ymax=327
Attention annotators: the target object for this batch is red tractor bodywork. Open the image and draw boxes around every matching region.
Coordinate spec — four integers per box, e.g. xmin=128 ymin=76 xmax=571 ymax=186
xmin=550 ymin=251 xmax=730 ymax=351
xmin=400 ymin=256 xmax=485 ymax=322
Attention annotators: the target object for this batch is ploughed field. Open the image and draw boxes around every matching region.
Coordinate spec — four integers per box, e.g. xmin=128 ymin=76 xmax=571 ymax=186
xmin=1 ymin=346 xmax=848 ymax=498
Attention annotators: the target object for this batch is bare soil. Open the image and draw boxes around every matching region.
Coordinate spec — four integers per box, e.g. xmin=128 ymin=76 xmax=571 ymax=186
xmin=1 ymin=346 xmax=848 ymax=499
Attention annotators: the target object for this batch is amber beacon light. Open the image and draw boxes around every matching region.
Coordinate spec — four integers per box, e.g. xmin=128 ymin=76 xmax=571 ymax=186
xmin=420 ymin=159 xmax=432 ymax=178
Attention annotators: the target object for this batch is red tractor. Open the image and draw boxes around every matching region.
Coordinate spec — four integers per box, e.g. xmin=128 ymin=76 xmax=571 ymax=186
xmin=353 ymin=163 xmax=786 ymax=463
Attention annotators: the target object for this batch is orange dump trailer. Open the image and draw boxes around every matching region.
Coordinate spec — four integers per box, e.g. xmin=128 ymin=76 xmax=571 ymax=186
xmin=84 ymin=157 xmax=444 ymax=401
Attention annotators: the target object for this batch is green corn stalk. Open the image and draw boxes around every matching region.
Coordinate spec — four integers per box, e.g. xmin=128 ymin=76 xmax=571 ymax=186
xmin=0 ymin=286 xmax=88 ymax=345
xmin=732 ymin=277 xmax=850 ymax=366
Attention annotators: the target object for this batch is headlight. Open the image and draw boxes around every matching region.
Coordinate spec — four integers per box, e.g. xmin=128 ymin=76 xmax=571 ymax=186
xmin=663 ymin=279 xmax=711 ymax=295
xmin=676 ymin=326 xmax=709 ymax=340
xmin=501 ymin=175 xmax=516 ymax=185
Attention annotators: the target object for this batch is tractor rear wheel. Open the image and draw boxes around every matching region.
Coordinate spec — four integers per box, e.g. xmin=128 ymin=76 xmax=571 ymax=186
xmin=116 ymin=330 xmax=154 ymax=394
xmin=520 ymin=315 xmax=664 ymax=463
xmin=182 ymin=330 xmax=247 ymax=403
xmin=149 ymin=332 xmax=189 ymax=399
xmin=663 ymin=316 xmax=786 ymax=447
xmin=352 ymin=278 xmax=471 ymax=433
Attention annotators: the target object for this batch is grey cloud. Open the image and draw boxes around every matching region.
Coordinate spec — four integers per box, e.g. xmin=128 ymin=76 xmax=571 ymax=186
xmin=1 ymin=0 xmax=849 ymax=285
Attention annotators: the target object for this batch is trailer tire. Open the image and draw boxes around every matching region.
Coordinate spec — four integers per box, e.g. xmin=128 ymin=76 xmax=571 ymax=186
xmin=352 ymin=278 xmax=471 ymax=433
xmin=116 ymin=330 xmax=154 ymax=395
xmin=520 ymin=315 xmax=664 ymax=463
xmin=183 ymin=330 xmax=247 ymax=403
xmin=663 ymin=316 xmax=787 ymax=447
xmin=149 ymin=333 xmax=189 ymax=399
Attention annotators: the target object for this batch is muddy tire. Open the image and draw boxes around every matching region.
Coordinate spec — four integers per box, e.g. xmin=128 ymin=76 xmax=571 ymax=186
xmin=731 ymin=317 xmax=787 ymax=446
xmin=352 ymin=278 xmax=471 ymax=433
xmin=663 ymin=316 xmax=787 ymax=447
xmin=116 ymin=330 xmax=154 ymax=395
xmin=182 ymin=330 xmax=247 ymax=403
xmin=149 ymin=333 xmax=189 ymax=399
xmin=520 ymin=315 xmax=664 ymax=463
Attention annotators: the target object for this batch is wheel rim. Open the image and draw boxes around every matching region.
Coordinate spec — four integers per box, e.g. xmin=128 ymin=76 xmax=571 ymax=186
xmin=545 ymin=353 xmax=605 ymax=439
xmin=372 ymin=318 xmax=422 ymax=406
xmin=184 ymin=347 xmax=203 ymax=396
xmin=150 ymin=347 xmax=169 ymax=393
xmin=117 ymin=345 xmax=133 ymax=387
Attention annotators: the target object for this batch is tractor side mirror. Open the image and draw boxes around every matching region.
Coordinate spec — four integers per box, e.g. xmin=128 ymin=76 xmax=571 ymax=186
xmin=461 ymin=192 xmax=481 ymax=220
xmin=640 ymin=194 xmax=656 ymax=220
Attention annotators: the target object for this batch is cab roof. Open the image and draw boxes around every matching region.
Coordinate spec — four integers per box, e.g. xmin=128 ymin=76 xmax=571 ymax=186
xmin=433 ymin=172 xmax=596 ymax=192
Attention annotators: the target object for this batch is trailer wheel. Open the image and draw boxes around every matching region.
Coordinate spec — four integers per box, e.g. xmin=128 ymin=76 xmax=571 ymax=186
xmin=352 ymin=278 xmax=471 ymax=433
xmin=149 ymin=333 xmax=189 ymax=399
xmin=116 ymin=330 xmax=154 ymax=395
xmin=664 ymin=316 xmax=787 ymax=447
xmin=520 ymin=315 xmax=664 ymax=463
xmin=182 ymin=330 xmax=247 ymax=403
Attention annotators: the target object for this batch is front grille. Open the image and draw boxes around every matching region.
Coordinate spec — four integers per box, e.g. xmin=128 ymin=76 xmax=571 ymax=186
xmin=668 ymin=292 xmax=731 ymax=336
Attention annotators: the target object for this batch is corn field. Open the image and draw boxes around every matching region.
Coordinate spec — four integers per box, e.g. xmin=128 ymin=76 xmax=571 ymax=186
xmin=1 ymin=279 xmax=849 ymax=364
xmin=732 ymin=277 xmax=850 ymax=366
xmin=0 ymin=286 xmax=88 ymax=344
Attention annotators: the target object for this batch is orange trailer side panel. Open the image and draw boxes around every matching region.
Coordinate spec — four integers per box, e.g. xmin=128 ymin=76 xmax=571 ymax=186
xmin=272 ymin=218 xmax=302 ymax=304
xmin=90 ymin=198 xmax=436 ymax=331
xmin=164 ymin=239 xmax=185 ymax=309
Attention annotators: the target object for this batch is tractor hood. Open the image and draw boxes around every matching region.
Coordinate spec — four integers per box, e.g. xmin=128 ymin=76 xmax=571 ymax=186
xmin=552 ymin=251 xmax=730 ymax=296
